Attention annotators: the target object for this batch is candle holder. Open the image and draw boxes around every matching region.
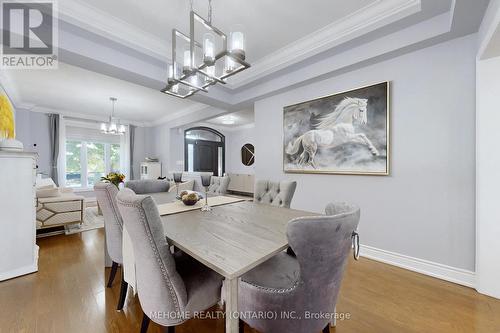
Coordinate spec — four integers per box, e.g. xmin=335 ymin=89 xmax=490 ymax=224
xmin=200 ymin=174 xmax=212 ymax=212
xmin=173 ymin=172 xmax=183 ymax=197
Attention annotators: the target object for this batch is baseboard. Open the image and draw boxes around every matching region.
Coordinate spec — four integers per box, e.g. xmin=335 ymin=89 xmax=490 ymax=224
xmin=0 ymin=246 xmax=38 ymax=281
xmin=0 ymin=262 xmax=38 ymax=281
xmin=360 ymin=244 xmax=476 ymax=288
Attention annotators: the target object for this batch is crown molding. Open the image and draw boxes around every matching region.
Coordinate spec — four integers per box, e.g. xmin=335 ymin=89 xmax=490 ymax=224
xmin=197 ymin=121 xmax=255 ymax=132
xmin=226 ymin=0 xmax=422 ymax=89
xmin=15 ymin=104 xmax=150 ymax=127
xmin=58 ymin=0 xmax=169 ymax=61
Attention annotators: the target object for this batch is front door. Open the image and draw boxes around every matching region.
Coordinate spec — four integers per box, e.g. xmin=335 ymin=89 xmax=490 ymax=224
xmin=184 ymin=127 xmax=225 ymax=176
xmin=194 ymin=140 xmax=218 ymax=173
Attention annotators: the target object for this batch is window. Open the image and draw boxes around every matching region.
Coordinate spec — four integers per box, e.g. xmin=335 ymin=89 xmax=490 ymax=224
xmin=65 ymin=141 xmax=82 ymax=187
xmin=65 ymin=140 xmax=121 ymax=188
xmin=110 ymin=144 xmax=120 ymax=172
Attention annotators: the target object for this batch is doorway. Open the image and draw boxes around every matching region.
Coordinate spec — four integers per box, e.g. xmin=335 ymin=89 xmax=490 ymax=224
xmin=184 ymin=127 xmax=225 ymax=176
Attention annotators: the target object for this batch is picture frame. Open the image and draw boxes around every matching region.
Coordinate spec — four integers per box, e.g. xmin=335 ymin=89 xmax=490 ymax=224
xmin=283 ymin=81 xmax=390 ymax=175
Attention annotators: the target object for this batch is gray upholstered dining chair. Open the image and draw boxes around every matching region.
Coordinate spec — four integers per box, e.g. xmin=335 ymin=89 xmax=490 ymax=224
xmin=116 ymin=188 xmax=224 ymax=333
xmin=94 ymin=182 xmax=128 ymax=311
xmin=253 ymin=179 xmax=297 ymax=208
xmin=124 ymin=179 xmax=170 ymax=194
xmin=238 ymin=202 xmax=360 ymax=333
xmin=207 ymin=176 xmax=230 ymax=195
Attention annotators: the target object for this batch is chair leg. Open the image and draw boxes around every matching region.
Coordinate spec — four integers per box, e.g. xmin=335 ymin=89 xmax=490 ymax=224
xmin=239 ymin=319 xmax=244 ymax=333
xmin=323 ymin=324 xmax=330 ymax=333
xmin=117 ymin=269 xmax=128 ymax=311
xmin=166 ymin=326 xmax=175 ymax=333
xmin=140 ymin=313 xmax=150 ymax=333
xmin=107 ymin=261 xmax=118 ymax=288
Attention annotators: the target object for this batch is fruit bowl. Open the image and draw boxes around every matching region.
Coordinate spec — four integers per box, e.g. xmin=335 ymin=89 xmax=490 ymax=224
xmin=181 ymin=192 xmax=200 ymax=206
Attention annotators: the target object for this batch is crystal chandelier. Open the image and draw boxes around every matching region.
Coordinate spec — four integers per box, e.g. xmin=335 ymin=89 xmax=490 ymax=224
xmin=161 ymin=0 xmax=250 ymax=98
xmin=100 ymin=97 xmax=126 ymax=135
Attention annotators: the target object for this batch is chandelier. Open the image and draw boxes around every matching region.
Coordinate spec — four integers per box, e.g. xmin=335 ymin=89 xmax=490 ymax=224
xmin=100 ymin=97 xmax=126 ymax=135
xmin=161 ymin=0 xmax=250 ymax=98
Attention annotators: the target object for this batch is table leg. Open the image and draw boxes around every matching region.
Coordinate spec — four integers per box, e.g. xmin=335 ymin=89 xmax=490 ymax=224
xmin=225 ymin=278 xmax=239 ymax=333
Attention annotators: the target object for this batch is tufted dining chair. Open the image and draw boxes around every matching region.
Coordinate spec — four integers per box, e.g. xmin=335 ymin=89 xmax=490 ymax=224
xmin=253 ymin=180 xmax=297 ymax=208
xmin=94 ymin=182 xmax=128 ymax=310
xmin=124 ymin=179 xmax=170 ymax=194
xmin=207 ymin=176 xmax=230 ymax=195
xmin=238 ymin=202 xmax=360 ymax=333
xmin=116 ymin=188 xmax=224 ymax=333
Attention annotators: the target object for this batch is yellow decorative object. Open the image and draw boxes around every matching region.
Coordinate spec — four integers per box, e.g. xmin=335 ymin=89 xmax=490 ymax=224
xmin=0 ymin=95 xmax=15 ymax=139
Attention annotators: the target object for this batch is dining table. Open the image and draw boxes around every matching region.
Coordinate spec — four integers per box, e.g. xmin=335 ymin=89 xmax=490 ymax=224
xmin=122 ymin=191 xmax=318 ymax=333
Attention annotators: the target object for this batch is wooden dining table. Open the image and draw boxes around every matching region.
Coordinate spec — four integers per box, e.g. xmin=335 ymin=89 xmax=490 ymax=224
xmin=161 ymin=200 xmax=318 ymax=333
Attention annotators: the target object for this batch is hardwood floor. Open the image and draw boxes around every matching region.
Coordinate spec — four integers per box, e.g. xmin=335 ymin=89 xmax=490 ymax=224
xmin=0 ymin=229 xmax=499 ymax=333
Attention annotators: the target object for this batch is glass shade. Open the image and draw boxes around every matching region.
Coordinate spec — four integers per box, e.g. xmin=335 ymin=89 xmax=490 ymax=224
xmin=118 ymin=124 xmax=126 ymax=134
xmin=167 ymin=63 xmax=175 ymax=84
xmin=206 ymin=65 xmax=215 ymax=77
xmin=201 ymin=174 xmax=211 ymax=187
xmin=225 ymin=57 xmax=236 ymax=73
xmin=171 ymin=83 xmax=179 ymax=93
xmin=100 ymin=123 xmax=108 ymax=133
xmin=229 ymin=25 xmax=245 ymax=60
xmin=108 ymin=122 xmax=117 ymax=133
xmin=183 ymin=45 xmax=192 ymax=73
xmin=189 ymin=74 xmax=201 ymax=87
xmin=173 ymin=172 xmax=183 ymax=183
xmin=203 ymin=32 xmax=216 ymax=66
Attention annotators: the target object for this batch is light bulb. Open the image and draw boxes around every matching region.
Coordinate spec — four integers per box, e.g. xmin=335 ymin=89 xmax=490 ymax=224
xmin=100 ymin=123 xmax=108 ymax=133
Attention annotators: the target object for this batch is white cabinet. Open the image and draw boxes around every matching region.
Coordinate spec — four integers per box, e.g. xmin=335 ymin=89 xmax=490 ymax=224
xmin=227 ymin=173 xmax=254 ymax=194
xmin=0 ymin=151 xmax=38 ymax=281
xmin=140 ymin=162 xmax=162 ymax=180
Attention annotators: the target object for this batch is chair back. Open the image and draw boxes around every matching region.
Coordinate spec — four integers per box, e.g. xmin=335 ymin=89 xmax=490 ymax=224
xmin=287 ymin=202 xmax=360 ymax=316
xmin=116 ymin=188 xmax=187 ymax=326
xmin=125 ymin=179 xmax=170 ymax=194
xmin=207 ymin=176 xmax=230 ymax=195
xmin=94 ymin=182 xmax=123 ymax=263
xmin=254 ymin=180 xmax=297 ymax=208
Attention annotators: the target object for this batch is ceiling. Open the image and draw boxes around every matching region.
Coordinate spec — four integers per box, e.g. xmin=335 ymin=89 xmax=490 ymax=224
xmin=205 ymin=109 xmax=254 ymax=128
xmin=2 ymin=0 xmax=491 ymax=128
xmin=71 ymin=0 xmax=376 ymax=63
xmin=4 ymin=63 xmax=202 ymax=125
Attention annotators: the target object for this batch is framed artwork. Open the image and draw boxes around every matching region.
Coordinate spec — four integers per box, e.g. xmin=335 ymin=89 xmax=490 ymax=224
xmin=283 ymin=81 xmax=390 ymax=175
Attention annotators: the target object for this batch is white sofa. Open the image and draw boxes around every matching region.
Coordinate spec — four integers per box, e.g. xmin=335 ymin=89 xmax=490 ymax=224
xmin=36 ymin=178 xmax=85 ymax=229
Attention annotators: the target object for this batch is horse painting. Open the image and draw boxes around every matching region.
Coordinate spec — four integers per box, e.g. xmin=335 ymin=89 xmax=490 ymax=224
xmin=283 ymin=82 xmax=389 ymax=174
